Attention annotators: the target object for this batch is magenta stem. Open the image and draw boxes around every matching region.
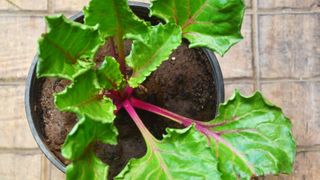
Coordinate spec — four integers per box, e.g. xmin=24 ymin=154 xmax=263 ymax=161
xmin=123 ymin=99 xmax=155 ymax=141
xmin=129 ymin=97 xmax=195 ymax=126
xmin=123 ymin=86 xmax=133 ymax=97
xmin=105 ymin=86 xmax=134 ymax=113
xmin=112 ymin=94 xmax=216 ymax=128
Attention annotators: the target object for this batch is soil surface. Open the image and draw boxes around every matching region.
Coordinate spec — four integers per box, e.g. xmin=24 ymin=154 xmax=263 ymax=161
xmin=37 ymin=42 xmax=217 ymax=179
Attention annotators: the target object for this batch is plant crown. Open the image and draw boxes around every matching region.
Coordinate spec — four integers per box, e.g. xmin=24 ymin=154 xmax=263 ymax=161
xmin=36 ymin=0 xmax=296 ymax=179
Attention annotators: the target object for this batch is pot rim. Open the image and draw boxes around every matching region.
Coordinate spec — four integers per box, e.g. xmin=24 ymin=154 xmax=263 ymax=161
xmin=25 ymin=1 xmax=224 ymax=174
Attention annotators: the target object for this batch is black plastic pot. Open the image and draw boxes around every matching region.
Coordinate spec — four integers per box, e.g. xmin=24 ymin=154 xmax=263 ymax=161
xmin=25 ymin=1 xmax=225 ymax=173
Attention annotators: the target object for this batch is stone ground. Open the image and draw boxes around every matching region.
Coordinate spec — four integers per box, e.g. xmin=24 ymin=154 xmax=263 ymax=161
xmin=0 ymin=0 xmax=319 ymax=179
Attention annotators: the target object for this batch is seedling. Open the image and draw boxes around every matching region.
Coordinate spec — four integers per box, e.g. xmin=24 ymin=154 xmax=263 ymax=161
xmin=36 ymin=0 xmax=296 ymax=179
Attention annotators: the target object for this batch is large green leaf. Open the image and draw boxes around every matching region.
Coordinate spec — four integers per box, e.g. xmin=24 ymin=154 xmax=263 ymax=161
xmin=197 ymin=91 xmax=296 ymax=179
xmin=127 ymin=23 xmax=182 ymax=88
xmin=97 ymin=56 xmax=125 ymax=90
xmin=37 ymin=14 xmax=103 ymax=80
xmin=84 ymin=0 xmax=149 ymax=39
xmin=150 ymin=0 xmax=245 ymax=56
xmin=116 ymin=126 xmax=221 ymax=179
xmin=55 ymin=70 xmax=116 ymax=123
xmin=62 ymin=116 xmax=118 ymax=180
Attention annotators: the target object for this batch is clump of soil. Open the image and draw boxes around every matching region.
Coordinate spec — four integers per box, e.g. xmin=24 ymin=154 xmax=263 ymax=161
xmin=37 ymin=42 xmax=217 ymax=179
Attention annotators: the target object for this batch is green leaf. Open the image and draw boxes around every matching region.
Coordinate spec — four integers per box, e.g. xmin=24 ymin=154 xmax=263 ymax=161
xmin=97 ymin=56 xmax=125 ymax=90
xmin=199 ymin=91 xmax=296 ymax=179
xmin=62 ymin=116 xmax=118 ymax=180
xmin=62 ymin=116 xmax=118 ymax=160
xmin=55 ymin=70 xmax=116 ymax=123
xmin=127 ymin=23 xmax=182 ymax=88
xmin=66 ymin=151 xmax=108 ymax=180
xmin=116 ymin=126 xmax=221 ymax=179
xmin=84 ymin=0 xmax=149 ymax=39
xmin=37 ymin=14 xmax=103 ymax=80
xmin=150 ymin=0 xmax=245 ymax=56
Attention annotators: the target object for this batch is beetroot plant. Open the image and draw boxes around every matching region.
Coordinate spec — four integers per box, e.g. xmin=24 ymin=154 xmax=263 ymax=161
xmin=36 ymin=0 xmax=296 ymax=179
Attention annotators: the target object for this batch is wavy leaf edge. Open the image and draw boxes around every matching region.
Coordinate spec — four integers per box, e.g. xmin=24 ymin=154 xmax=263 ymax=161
xmin=37 ymin=14 xmax=103 ymax=80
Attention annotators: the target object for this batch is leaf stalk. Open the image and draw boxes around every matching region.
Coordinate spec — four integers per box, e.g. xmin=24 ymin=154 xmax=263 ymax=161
xmin=129 ymin=96 xmax=194 ymax=126
xmin=123 ymin=99 xmax=155 ymax=142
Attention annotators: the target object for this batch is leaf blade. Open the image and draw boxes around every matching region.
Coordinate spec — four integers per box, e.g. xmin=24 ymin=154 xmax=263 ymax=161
xmin=199 ymin=91 xmax=296 ymax=179
xmin=116 ymin=126 xmax=221 ymax=179
xmin=150 ymin=0 xmax=245 ymax=56
xmin=62 ymin=116 xmax=118 ymax=180
xmin=54 ymin=70 xmax=116 ymax=123
xmin=66 ymin=151 xmax=108 ymax=180
xmin=97 ymin=56 xmax=125 ymax=90
xmin=84 ymin=0 xmax=148 ymax=39
xmin=62 ymin=116 xmax=118 ymax=160
xmin=37 ymin=14 xmax=103 ymax=80
xmin=127 ymin=23 xmax=182 ymax=87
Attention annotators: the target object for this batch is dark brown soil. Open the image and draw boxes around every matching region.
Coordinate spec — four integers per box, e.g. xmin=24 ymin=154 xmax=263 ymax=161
xmin=39 ymin=78 xmax=76 ymax=164
xmin=38 ymin=42 xmax=217 ymax=179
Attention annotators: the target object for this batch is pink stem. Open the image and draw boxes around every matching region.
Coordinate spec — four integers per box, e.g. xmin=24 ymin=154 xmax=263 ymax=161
xmin=129 ymin=97 xmax=194 ymax=126
xmin=123 ymin=99 xmax=154 ymax=141
xmin=105 ymin=87 xmax=133 ymax=113
xmin=124 ymin=86 xmax=133 ymax=97
xmin=129 ymin=97 xmax=221 ymax=128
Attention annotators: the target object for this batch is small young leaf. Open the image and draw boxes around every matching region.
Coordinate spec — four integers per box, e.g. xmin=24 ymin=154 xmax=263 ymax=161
xmin=62 ymin=116 xmax=118 ymax=180
xmin=198 ymin=91 xmax=296 ymax=179
xmin=37 ymin=14 xmax=103 ymax=80
xmin=55 ymin=70 xmax=116 ymax=123
xmin=116 ymin=126 xmax=221 ymax=179
xmin=150 ymin=0 xmax=245 ymax=56
xmin=84 ymin=0 xmax=149 ymax=39
xmin=127 ymin=23 xmax=182 ymax=88
xmin=97 ymin=56 xmax=125 ymax=90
